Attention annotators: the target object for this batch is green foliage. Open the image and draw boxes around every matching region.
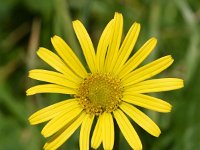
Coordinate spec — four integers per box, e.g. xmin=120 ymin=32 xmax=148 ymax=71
xmin=0 ymin=0 xmax=199 ymax=149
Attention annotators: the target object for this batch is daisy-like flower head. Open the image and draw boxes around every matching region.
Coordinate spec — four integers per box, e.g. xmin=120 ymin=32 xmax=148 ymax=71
xmin=27 ymin=12 xmax=184 ymax=150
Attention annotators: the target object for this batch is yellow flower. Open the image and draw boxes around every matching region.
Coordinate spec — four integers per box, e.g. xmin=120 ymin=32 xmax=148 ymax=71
xmin=27 ymin=12 xmax=184 ymax=150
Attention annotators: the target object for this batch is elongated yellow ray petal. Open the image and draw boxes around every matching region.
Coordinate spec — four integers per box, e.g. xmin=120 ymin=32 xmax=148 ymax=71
xmin=26 ymin=84 xmax=76 ymax=95
xmin=73 ymin=20 xmax=96 ymax=73
xmin=124 ymin=78 xmax=184 ymax=93
xmin=37 ymin=47 xmax=82 ymax=83
xmin=113 ymin=109 xmax=142 ymax=150
xmin=28 ymin=69 xmax=78 ymax=89
xmin=104 ymin=12 xmax=123 ymax=73
xmin=42 ymin=106 xmax=83 ymax=137
xmin=44 ymin=112 xmax=86 ymax=150
xmin=80 ymin=114 xmax=94 ymax=150
xmin=122 ymin=55 xmax=173 ymax=86
xmin=51 ymin=35 xmax=87 ymax=78
xmin=96 ymin=20 xmax=114 ymax=72
xmin=102 ymin=112 xmax=114 ymax=150
xmin=118 ymin=38 xmax=157 ymax=78
xmin=122 ymin=93 xmax=172 ymax=113
xmin=113 ymin=22 xmax=140 ymax=74
xmin=120 ymin=102 xmax=161 ymax=137
xmin=91 ymin=115 xmax=103 ymax=149
xmin=29 ymin=99 xmax=78 ymax=125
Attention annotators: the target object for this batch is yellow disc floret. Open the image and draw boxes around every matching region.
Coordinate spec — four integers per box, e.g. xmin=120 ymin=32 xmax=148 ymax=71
xmin=76 ymin=73 xmax=123 ymax=115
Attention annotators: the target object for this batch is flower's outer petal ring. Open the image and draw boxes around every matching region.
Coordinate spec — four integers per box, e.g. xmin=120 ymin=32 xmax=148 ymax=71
xmin=118 ymin=38 xmax=157 ymax=78
xmin=122 ymin=55 xmax=174 ymax=86
xmin=120 ymin=102 xmax=161 ymax=137
xmin=122 ymin=94 xmax=172 ymax=113
xmin=43 ymin=112 xmax=86 ymax=150
xmin=124 ymin=78 xmax=184 ymax=93
xmin=37 ymin=47 xmax=82 ymax=83
xmin=80 ymin=114 xmax=94 ymax=150
xmin=91 ymin=115 xmax=103 ymax=149
xmin=113 ymin=22 xmax=140 ymax=74
xmin=51 ymin=35 xmax=88 ymax=78
xmin=113 ymin=109 xmax=142 ymax=150
xmin=26 ymin=84 xmax=76 ymax=96
xmin=28 ymin=99 xmax=78 ymax=125
xmin=28 ymin=69 xmax=78 ymax=89
xmin=96 ymin=20 xmax=114 ymax=72
xmin=41 ymin=106 xmax=83 ymax=138
xmin=102 ymin=112 xmax=114 ymax=150
xmin=73 ymin=20 xmax=96 ymax=73
xmin=104 ymin=12 xmax=123 ymax=73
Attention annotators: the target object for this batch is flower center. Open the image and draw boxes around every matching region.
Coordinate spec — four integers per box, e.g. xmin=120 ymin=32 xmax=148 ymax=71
xmin=76 ymin=73 xmax=123 ymax=115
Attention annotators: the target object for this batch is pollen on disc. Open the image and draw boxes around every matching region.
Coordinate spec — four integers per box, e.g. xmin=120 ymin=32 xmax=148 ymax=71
xmin=75 ymin=73 xmax=123 ymax=115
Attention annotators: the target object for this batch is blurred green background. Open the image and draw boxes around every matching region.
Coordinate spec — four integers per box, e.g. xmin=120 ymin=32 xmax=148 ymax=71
xmin=0 ymin=0 xmax=200 ymax=149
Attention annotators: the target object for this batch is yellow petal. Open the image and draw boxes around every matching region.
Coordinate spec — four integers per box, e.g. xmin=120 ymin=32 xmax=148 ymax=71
xmin=28 ymin=69 xmax=78 ymax=89
xmin=80 ymin=114 xmax=94 ymax=150
xmin=42 ymin=106 xmax=83 ymax=137
xmin=96 ymin=19 xmax=114 ymax=72
xmin=37 ymin=47 xmax=82 ymax=83
xmin=102 ymin=112 xmax=114 ymax=150
xmin=122 ymin=93 xmax=172 ymax=113
xmin=51 ymin=35 xmax=87 ymax=78
xmin=118 ymin=38 xmax=157 ymax=78
xmin=91 ymin=115 xmax=103 ymax=149
xmin=113 ymin=109 xmax=142 ymax=150
xmin=26 ymin=84 xmax=76 ymax=96
xmin=104 ymin=12 xmax=123 ymax=73
xmin=44 ymin=112 xmax=86 ymax=150
xmin=120 ymin=102 xmax=161 ymax=137
xmin=124 ymin=78 xmax=184 ymax=93
xmin=29 ymin=99 xmax=78 ymax=125
xmin=122 ymin=55 xmax=174 ymax=86
xmin=73 ymin=20 xmax=96 ymax=73
xmin=113 ymin=22 xmax=140 ymax=74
